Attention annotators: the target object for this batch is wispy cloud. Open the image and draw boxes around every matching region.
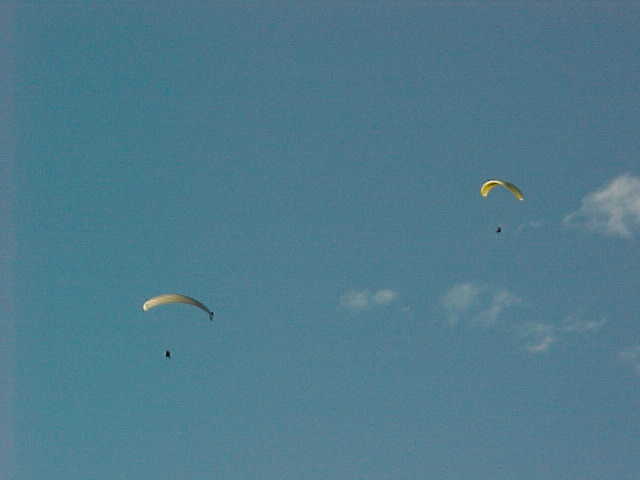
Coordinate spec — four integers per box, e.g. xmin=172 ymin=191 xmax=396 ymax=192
xmin=518 ymin=322 xmax=557 ymax=354
xmin=441 ymin=282 xmax=521 ymax=327
xmin=516 ymin=220 xmax=544 ymax=234
xmin=564 ymin=173 xmax=640 ymax=239
xmin=441 ymin=282 xmax=481 ymax=325
xmin=519 ymin=313 xmax=607 ymax=355
xmin=619 ymin=346 xmax=640 ymax=375
xmin=475 ymin=289 xmax=522 ymax=327
xmin=561 ymin=314 xmax=607 ymax=333
xmin=339 ymin=289 xmax=398 ymax=312
xmin=372 ymin=289 xmax=398 ymax=305
xmin=441 ymin=283 xmax=606 ymax=355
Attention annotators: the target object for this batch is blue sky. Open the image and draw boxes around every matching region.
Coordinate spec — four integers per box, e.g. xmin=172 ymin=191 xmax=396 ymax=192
xmin=6 ymin=3 xmax=640 ymax=479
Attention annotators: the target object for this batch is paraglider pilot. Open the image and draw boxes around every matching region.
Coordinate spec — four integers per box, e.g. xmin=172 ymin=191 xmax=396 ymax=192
xmin=165 ymin=350 xmax=171 ymax=359
xmin=496 ymin=226 xmax=502 ymax=234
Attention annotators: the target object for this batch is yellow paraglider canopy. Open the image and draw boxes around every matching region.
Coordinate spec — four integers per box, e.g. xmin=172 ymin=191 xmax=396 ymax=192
xmin=480 ymin=180 xmax=524 ymax=201
xmin=143 ymin=293 xmax=214 ymax=320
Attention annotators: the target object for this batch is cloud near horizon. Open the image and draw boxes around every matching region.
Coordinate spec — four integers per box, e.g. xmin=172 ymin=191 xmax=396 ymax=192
xmin=340 ymin=288 xmax=398 ymax=312
xmin=563 ymin=173 xmax=640 ymax=239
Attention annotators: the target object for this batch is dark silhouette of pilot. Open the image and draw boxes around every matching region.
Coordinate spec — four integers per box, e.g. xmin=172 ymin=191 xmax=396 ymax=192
xmin=165 ymin=350 xmax=171 ymax=359
xmin=496 ymin=226 xmax=502 ymax=233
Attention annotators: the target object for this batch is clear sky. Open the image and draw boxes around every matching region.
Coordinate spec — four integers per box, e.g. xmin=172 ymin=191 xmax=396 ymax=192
xmin=7 ymin=2 xmax=640 ymax=479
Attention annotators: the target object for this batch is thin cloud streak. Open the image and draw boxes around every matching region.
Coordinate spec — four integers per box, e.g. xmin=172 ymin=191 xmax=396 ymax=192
xmin=442 ymin=282 xmax=521 ymax=328
xmin=561 ymin=314 xmax=607 ymax=333
xmin=474 ymin=289 xmax=522 ymax=327
xmin=441 ymin=283 xmax=606 ymax=355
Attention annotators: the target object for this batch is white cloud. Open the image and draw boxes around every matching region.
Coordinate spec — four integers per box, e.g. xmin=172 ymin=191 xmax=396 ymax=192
xmin=519 ymin=314 xmax=606 ymax=354
xmin=519 ymin=323 xmax=557 ymax=354
xmin=561 ymin=314 xmax=607 ymax=333
xmin=441 ymin=282 xmax=482 ymax=325
xmin=564 ymin=173 xmax=640 ymax=239
xmin=340 ymin=290 xmax=370 ymax=311
xmin=339 ymin=289 xmax=398 ymax=312
xmin=372 ymin=289 xmax=398 ymax=305
xmin=441 ymin=283 xmax=521 ymax=327
xmin=475 ymin=289 xmax=522 ymax=327
xmin=619 ymin=346 xmax=640 ymax=375
xmin=441 ymin=284 xmax=606 ymax=355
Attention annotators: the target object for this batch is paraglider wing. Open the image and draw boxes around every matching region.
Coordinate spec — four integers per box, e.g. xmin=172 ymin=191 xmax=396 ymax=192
xmin=480 ymin=180 xmax=524 ymax=201
xmin=142 ymin=293 xmax=214 ymax=319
